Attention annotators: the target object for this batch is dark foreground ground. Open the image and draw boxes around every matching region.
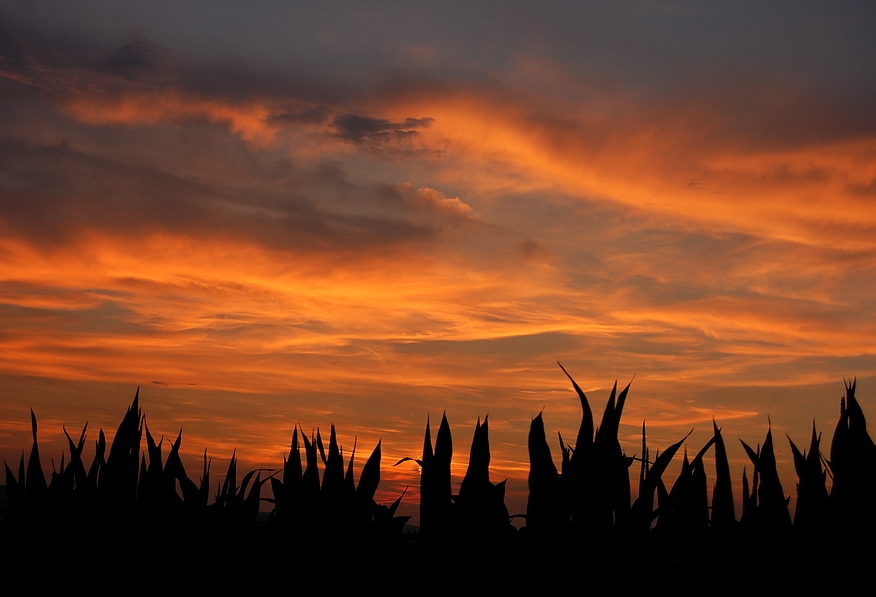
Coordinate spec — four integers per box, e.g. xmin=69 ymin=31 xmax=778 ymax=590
xmin=1 ymin=514 xmax=870 ymax=593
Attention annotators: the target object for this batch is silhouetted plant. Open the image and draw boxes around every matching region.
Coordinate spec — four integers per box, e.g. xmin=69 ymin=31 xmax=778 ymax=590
xmin=740 ymin=424 xmax=792 ymax=532
xmin=526 ymin=411 xmax=563 ymax=534
xmin=788 ymin=422 xmax=829 ymax=534
xmin=710 ymin=421 xmax=736 ymax=532
xmin=829 ymin=379 xmax=876 ymax=535
xmin=269 ymin=423 xmax=408 ymax=547
xmin=395 ymin=413 xmax=453 ymax=540
xmin=3 ymin=373 xmax=876 ymax=588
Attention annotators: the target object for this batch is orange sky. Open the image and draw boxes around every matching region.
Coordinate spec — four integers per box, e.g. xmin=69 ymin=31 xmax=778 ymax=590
xmin=1 ymin=2 xmax=875 ymax=519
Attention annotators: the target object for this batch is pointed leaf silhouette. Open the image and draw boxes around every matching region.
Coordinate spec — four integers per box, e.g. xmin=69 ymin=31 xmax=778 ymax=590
xmin=357 ymin=441 xmax=381 ymax=503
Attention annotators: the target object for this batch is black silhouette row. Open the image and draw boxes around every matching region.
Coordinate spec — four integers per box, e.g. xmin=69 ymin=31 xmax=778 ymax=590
xmin=2 ymin=367 xmax=874 ymax=588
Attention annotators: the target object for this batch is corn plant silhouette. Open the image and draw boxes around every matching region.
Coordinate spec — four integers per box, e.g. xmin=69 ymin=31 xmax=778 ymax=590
xmin=395 ymin=413 xmax=453 ymax=540
xmin=3 ymin=373 xmax=876 ymax=589
xmin=829 ymin=379 xmax=876 ymax=534
xmin=269 ymin=423 xmax=408 ymax=547
xmin=788 ymin=422 xmax=829 ymax=535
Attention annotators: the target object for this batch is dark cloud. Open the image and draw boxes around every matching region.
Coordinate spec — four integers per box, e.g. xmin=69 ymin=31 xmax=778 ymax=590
xmin=0 ymin=15 xmax=484 ymax=262
xmin=681 ymin=81 xmax=876 ymax=150
xmin=0 ymin=137 xmax=474 ymax=256
xmin=2 ymin=5 xmax=873 ymax=154
xmin=100 ymin=34 xmax=172 ymax=79
xmin=332 ymin=114 xmax=434 ymax=144
xmin=0 ymin=10 xmax=73 ymax=70
xmin=0 ymin=9 xmax=338 ymax=103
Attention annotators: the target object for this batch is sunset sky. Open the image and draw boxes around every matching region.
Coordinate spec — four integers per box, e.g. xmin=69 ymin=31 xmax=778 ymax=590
xmin=1 ymin=2 xmax=875 ymax=519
